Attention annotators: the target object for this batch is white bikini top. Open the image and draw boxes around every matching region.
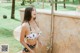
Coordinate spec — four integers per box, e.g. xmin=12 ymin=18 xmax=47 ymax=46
xmin=26 ymin=31 xmax=42 ymax=40
xmin=25 ymin=21 xmax=42 ymax=40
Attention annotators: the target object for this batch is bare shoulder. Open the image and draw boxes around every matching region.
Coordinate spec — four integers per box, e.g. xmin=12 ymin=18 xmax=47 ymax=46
xmin=21 ymin=22 xmax=29 ymax=30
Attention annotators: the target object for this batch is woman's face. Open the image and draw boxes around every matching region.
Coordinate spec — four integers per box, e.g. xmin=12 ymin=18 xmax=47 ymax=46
xmin=31 ymin=8 xmax=36 ymax=20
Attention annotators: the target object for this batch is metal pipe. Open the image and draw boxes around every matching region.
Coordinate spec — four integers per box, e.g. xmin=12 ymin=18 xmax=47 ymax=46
xmin=51 ymin=0 xmax=54 ymax=53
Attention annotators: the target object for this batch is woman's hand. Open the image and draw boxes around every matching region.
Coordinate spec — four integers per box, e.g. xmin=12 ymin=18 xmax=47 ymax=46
xmin=30 ymin=50 xmax=35 ymax=53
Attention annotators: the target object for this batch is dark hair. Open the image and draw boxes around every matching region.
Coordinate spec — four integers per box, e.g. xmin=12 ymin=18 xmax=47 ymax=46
xmin=23 ymin=6 xmax=34 ymax=23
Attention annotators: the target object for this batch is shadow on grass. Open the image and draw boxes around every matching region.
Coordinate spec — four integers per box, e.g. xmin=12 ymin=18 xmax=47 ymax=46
xmin=12 ymin=18 xmax=21 ymax=22
xmin=0 ymin=27 xmax=13 ymax=37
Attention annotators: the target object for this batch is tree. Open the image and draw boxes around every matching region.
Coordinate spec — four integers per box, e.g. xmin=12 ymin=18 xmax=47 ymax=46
xmin=21 ymin=0 xmax=25 ymax=5
xmin=36 ymin=0 xmax=39 ymax=4
xmin=79 ymin=0 xmax=80 ymax=4
xmin=49 ymin=0 xmax=51 ymax=6
xmin=63 ymin=0 xmax=66 ymax=8
xmin=27 ymin=0 xmax=34 ymax=4
xmin=42 ymin=0 xmax=44 ymax=9
xmin=30 ymin=0 xmax=32 ymax=4
xmin=11 ymin=0 xmax=15 ymax=19
xmin=73 ymin=0 xmax=74 ymax=4
xmin=55 ymin=0 xmax=57 ymax=10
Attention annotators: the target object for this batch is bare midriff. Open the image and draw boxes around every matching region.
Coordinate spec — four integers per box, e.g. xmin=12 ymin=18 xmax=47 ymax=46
xmin=26 ymin=39 xmax=37 ymax=45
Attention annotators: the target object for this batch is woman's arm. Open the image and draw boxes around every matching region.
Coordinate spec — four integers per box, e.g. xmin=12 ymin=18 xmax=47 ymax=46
xmin=20 ymin=24 xmax=32 ymax=51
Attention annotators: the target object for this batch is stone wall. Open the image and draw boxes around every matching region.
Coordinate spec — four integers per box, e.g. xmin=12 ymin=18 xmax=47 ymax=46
xmin=53 ymin=16 xmax=80 ymax=53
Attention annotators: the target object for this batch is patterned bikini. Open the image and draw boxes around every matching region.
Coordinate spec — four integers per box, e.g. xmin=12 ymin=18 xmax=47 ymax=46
xmin=23 ymin=21 xmax=42 ymax=52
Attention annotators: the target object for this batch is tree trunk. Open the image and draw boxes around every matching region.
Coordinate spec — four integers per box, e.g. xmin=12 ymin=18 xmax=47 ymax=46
xmin=79 ymin=0 xmax=80 ymax=4
xmin=42 ymin=0 xmax=44 ymax=9
xmin=30 ymin=0 xmax=32 ymax=4
xmin=11 ymin=0 xmax=15 ymax=19
xmin=73 ymin=0 xmax=74 ymax=4
xmin=21 ymin=0 xmax=25 ymax=5
xmin=55 ymin=0 xmax=57 ymax=10
xmin=63 ymin=0 xmax=66 ymax=8
xmin=49 ymin=0 xmax=51 ymax=2
xmin=37 ymin=0 xmax=39 ymax=4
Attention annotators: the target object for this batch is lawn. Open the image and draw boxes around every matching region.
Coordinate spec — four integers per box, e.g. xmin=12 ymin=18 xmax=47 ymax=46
xmin=0 ymin=2 xmax=23 ymax=53
xmin=0 ymin=18 xmax=22 ymax=53
xmin=0 ymin=1 xmax=78 ymax=53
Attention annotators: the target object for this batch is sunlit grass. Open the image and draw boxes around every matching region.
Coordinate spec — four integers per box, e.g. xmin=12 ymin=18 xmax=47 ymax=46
xmin=0 ymin=18 xmax=22 ymax=53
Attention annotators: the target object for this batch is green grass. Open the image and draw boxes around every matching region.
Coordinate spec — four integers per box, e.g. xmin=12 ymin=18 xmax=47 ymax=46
xmin=0 ymin=18 xmax=22 ymax=52
xmin=0 ymin=2 xmax=28 ymax=53
xmin=0 ymin=18 xmax=22 ymax=53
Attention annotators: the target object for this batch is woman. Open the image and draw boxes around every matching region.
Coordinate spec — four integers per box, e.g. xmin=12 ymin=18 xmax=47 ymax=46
xmin=20 ymin=6 xmax=47 ymax=53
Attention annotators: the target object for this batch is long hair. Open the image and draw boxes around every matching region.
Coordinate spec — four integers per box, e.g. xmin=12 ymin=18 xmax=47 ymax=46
xmin=22 ymin=6 xmax=34 ymax=23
